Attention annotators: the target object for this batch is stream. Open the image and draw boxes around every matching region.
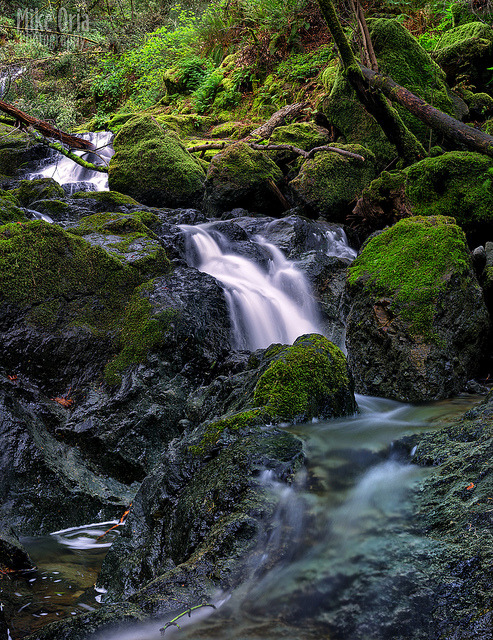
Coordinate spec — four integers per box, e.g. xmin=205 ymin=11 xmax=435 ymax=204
xmin=2 ymin=136 xmax=486 ymax=639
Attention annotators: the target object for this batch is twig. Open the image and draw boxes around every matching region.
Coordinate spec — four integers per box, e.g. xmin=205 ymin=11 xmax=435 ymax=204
xmin=187 ymin=141 xmax=365 ymax=161
xmin=160 ymin=604 xmax=217 ymax=635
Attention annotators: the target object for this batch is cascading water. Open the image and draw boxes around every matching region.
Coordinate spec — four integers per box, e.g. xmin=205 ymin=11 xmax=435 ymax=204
xmin=180 ymin=223 xmax=326 ymax=350
xmin=28 ymin=131 xmax=114 ymax=193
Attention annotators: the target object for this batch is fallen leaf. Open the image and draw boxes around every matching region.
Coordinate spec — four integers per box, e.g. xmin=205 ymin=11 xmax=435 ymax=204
xmin=466 ymin=482 xmax=475 ymax=490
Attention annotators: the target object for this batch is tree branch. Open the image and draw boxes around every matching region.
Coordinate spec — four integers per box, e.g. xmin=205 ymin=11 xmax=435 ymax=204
xmin=28 ymin=129 xmax=108 ymax=173
xmin=188 ymin=142 xmax=365 ymax=161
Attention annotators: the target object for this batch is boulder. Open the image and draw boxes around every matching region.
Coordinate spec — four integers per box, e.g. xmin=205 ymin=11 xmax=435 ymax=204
xmin=0 ymin=373 xmax=135 ymax=534
xmin=15 ymin=178 xmax=65 ymax=206
xmin=346 ymin=216 xmax=489 ymax=402
xmin=0 ymin=220 xmax=143 ymax=392
xmin=108 ymin=116 xmax=206 ymax=208
xmin=434 ymin=22 xmax=493 ymax=91
xmin=0 ymin=523 xmax=35 ymax=571
xmin=289 ymin=145 xmax=377 ymax=221
xmin=405 ymin=151 xmax=493 ymax=245
xmin=202 ymin=142 xmax=284 ymax=215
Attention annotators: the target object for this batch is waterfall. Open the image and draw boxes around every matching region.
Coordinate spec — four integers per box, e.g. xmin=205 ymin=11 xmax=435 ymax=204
xmin=180 ymin=223 xmax=324 ymax=351
xmin=28 ymin=131 xmax=114 ymax=193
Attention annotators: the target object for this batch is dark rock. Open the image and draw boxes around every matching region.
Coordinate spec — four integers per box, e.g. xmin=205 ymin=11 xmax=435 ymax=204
xmin=0 ymin=523 xmax=35 ymax=571
xmin=0 ymin=373 xmax=136 ymax=534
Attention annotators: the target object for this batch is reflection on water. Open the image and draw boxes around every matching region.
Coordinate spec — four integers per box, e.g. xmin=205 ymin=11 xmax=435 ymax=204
xmin=4 ymin=522 xmax=119 ymax=638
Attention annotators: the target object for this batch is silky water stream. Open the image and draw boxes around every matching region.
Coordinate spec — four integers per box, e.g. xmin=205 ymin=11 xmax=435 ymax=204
xmin=3 ymin=145 xmax=485 ymax=639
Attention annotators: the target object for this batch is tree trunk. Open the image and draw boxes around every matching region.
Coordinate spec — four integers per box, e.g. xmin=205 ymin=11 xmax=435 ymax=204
xmin=0 ymin=100 xmax=94 ymax=150
xmin=316 ymin=0 xmax=425 ymax=164
xmin=360 ymin=66 xmax=493 ymax=157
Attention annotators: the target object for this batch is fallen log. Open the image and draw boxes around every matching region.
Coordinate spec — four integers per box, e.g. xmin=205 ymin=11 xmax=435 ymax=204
xmin=360 ymin=66 xmax=493 ymax=158
xmin=0 ymin=99 xmax=94 ymax=150
xmin=247 ymin=102 xmax=308 ymax=140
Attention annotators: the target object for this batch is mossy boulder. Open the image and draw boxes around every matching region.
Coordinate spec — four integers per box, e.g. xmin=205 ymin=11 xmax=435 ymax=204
xmin=289 ymin=144 xmax=377 ymax=222
xmin=0 ymin=220 xmax=143 ymax=391
xmin=15 ymin=177 xmax=65 ymax=206
xmin=71 ymin=189 xmax=140 ymax=211
xmin=346 ymin=216 xmax=489 ymax=402
xmin=72 ymin=211 xmax=170 ymax=278
xmin=190 ymin=334 xmax=356 ymax=456
xmin=210 ymin=121 xmax=253 ymax=139
xmin=434 ymin=21 xmax=493 ymax=90
xmin=404 ymin=151 xmax=493 ymax=244
xmin=203 ymin=141 xmax=284 ymax=215
xmin=108 ymin=116 xmax=206 ymax=208
xmin=368 ymin=19 xmax=456 ymax=142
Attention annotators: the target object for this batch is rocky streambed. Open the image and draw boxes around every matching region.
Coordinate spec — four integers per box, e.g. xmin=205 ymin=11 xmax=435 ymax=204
xmin=0 ymin=115 xmax=492 ymax=640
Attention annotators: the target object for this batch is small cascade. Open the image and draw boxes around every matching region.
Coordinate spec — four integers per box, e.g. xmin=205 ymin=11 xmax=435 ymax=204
xmin=28 ymin=131 xmax=114 ymax=193
xmin=322 ymin=227 xmax=357 ymax=261
xmin=180 ymin=224 xmax=323 ymax=350
xmin=0 ymin=66 xmax=24 ymax=98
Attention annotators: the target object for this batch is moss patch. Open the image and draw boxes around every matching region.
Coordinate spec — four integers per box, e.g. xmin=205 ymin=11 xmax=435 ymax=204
xmin=71 ymin=190 xmax=140 ymax=209
xmin=348 ymin=216 xmax=471 ymax=339
xmin=0 ymin=220 xmax=142 ymax=330
xmin=404 ymin=151 xmax=493 ymax=237
xmin=15 ymin=178 xmax=65 ymax=206
xmin=253 ymin=334 xmax=354 ymax=421
xmin=104 ymin=283 xmax=177 ymax=385
xmin=0 ymin=197 xmax=26 ymax=224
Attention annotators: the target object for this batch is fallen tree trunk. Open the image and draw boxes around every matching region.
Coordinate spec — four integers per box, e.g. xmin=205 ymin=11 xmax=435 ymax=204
xmin=28 ymin=129 xmax=108 ymax=173
xmin=0 ymin=100 xmax=94 ymax=150
xmin=360 ymin=66 xmax=493 ymax=157
xmin=247 ymin=102 xmax=308 ymax=140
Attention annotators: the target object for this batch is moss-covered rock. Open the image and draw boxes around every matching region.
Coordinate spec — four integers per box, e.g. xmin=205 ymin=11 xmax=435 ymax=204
xmin=15 ymin=177 xmax=65 ymax=206
xmin=108 ymin=116 xmax=206 ymax=208
xmin=434 ymin=21 xmax=493 ymax=90
xmin=0 ymin=220 xmax=143 ymax=390
xmin=404 ymin=151 xmax=493 ymax=243
xmin=320 ymin=69 xmax=395 ymax=168
xmin=203 ymin=141 xmax=284 ymax=215
xmin=254 ymin=334 xmax=356 ymax=420
xmin=462 ymin=91 xmax=493 ymax=119
xmin=210 ymin=121 xmax=253 ymax=139
xmin=346 ymin=216 xmax=489 ymax=401
xmin=0 ymin=196 xmax=26 ymax=224
xmin=369 ymin=19 xmax=456 ymax=142
xmin=289 ymin=144 xmax=377 ymax=222
xmin=71 ymin=189 xmax=140 ymax=210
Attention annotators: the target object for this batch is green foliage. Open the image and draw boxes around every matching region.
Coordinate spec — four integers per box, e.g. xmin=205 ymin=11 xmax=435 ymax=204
xmin=348 ymin=216 xmax=471 ymax=339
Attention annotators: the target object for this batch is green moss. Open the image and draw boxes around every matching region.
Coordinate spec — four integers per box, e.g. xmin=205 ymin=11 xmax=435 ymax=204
xmin=71 ymin=190 xmax=140 ymax=208
xmin=405 ymin=151 xmax=493 ymax=231
xmin=188 ymin=408 xmax=269 ymax=456
xmin=0 ymin=197 xmax=26 ymax=223
xmin=210 ymin=121 xmax=252 ymax=139
xmin=104 ymin=283 xmax=177 ymax=385
xmin=15 ymin=178 xmax=65 ymax=206
xmin=253 ymin=334 xmax=353 ymax=421
xmin=270 ymin=122 xmax=330 ymax=150
xmin=73 ymin=211 xmax=158 ymax=236
xmin=108 ymin=116 xmax=206 ymax=207
xmin=369 ymin=19 xmax=456 ymax=144
xmin=0 ymin=220 xmax=142 ymax=329
xmin=348 ymin=216 xmax=471 ymax=338
xmin=289 ymin=144 xmax=377 ymax=221
xmin=438 ymin=21 xmax=493 ymax=49
xmin=320 ymin=68 xmax=396 ymax=168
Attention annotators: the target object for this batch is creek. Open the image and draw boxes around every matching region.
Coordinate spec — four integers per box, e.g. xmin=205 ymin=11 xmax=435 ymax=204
xmin=3 ymin=139 xmax=484 ymax=640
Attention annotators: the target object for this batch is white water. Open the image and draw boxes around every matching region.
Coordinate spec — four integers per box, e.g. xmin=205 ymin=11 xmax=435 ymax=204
xmin=28 ymin=131 xmax=114 ymax=193
xmin=180 ymin=224 xmax=325 ymax=350
xmin=0 ymin=66 xmax=24 ymax=98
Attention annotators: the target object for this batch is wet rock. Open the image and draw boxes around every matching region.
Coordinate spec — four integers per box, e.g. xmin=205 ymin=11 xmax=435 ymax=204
xmin=346 ymin=216 xmax=489 ymax=402
xmin=0 ymin=523 xmax=35 ymax=571
xmin=412 ymin=391 xmax=493 ymax=639
xmin=0 ymin=373 xmax=136 ymax=534
xmin=0 ymin=144 xmax=51 ymax=177
xmin=0 ymin=220 xmax=142 ymax=393
xmin=108 ymin=116 xmax=206 ymax=208
xmin=97 ymin=426 xmax=305 ymax=606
